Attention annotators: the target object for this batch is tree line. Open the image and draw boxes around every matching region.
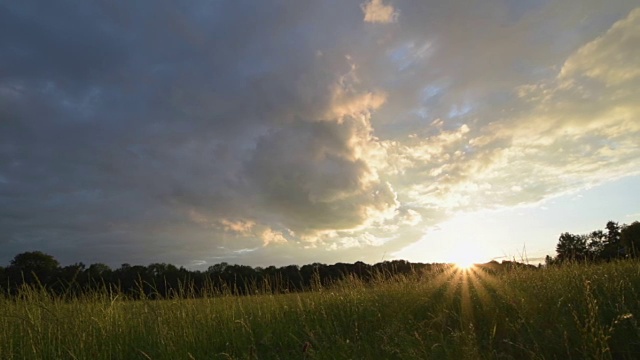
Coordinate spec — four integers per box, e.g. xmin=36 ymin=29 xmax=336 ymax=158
xmin=0 ymin=253 xmax=456 ymax=298
xmin=0 ymin=251 xmax=537 ymax=299
xmin=548 ymin=220 xmax=640 ymax=264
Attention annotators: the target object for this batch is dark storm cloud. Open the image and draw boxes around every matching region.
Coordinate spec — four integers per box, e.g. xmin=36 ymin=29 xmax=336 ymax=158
xmin=0 ymin=0 xmax=396 ymax=266
xmin=245 ymin=117 xmax=397 ymax=235
xmin=0 ymin=2 xmax=126 ymax=87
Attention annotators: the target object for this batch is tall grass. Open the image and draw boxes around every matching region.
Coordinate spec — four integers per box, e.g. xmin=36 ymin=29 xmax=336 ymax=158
xmin=1 ymin=261 xmax=639 ymax=359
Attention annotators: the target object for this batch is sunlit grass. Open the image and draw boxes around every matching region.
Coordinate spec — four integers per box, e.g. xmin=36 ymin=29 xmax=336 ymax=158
xmin=1 ymin=261 xmax=640 ymax=359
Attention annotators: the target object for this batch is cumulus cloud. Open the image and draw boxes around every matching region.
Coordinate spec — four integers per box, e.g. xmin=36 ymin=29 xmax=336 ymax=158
xmin=244 ymin=84 xmax=398 ymax=236
xmin=220 ymin=219 xmax=256 ymax=235
xmin=361 ymin=0 xmax=399 ymax=23
xmin=261 ymin=228 xmax=288 ymax=246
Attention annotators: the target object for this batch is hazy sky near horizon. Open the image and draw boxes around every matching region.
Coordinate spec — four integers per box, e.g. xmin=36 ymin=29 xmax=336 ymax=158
xmin=1 ymin=0 xmax=639 ymax=268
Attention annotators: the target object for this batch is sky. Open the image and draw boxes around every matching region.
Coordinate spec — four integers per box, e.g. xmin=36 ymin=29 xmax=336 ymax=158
xmin=1 ymin=0 xmax=639 ymax=269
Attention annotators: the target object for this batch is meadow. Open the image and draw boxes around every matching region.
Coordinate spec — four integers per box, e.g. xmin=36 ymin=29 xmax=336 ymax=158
xmin=1 ymin=261 xmax=640 ymax=359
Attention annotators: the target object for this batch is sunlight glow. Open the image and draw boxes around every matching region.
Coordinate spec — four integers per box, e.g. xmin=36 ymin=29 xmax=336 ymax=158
xmin=445 ymin=229 xmax=491 ymax=269
xmin=394 ymin=210 xmax=502 ymax=265
xmin=455 ymin=260 xmax=476 ymax=270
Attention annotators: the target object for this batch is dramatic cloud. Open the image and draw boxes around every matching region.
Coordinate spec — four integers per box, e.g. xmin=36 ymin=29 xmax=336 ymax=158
xmin=558 ymin=7 xmax=640 ymax=86
xmin=245 ymin=86 xmax=397 ymax=236
xmin=1 ymin=0 xmax=638 ymax=267
xmin=466 ymin=7 xmax=640 ymax=203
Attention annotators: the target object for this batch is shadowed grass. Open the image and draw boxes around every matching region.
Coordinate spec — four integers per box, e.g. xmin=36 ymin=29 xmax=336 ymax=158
xmin=1 ymin=261 xmax=640 ymax=359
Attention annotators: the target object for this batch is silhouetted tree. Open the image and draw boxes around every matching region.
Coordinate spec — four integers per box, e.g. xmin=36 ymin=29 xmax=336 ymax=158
xmin=0 ymin=266 xmax=6 ymax=289
xmin=60 ymin=262 xmax=86 ymax=278
xmin=556 ymin=232 xmax=587 ymax=262
xmin=586 ymin=230 xmax=607 ymax=260
xmin=602 ymin=221 xmax=624 ymax=259
xmin=545 ymin=255 xmax=557 ymax=267
xmin=148 ymin=263 xmax=179 ymax=277
xmin=87 ymin=263 xmax=112 ymax=277
xmin=8 ymin=251 xmax=60 ymax=285
xmin=207 ymin=262 xmax=229 ymax=275
xmin=621 ymin=221 xmax=640 ymax=258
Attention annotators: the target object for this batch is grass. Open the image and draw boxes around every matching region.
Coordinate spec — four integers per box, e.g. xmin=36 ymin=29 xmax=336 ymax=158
xmin=1 ymin=261 xmax=640 ymax=359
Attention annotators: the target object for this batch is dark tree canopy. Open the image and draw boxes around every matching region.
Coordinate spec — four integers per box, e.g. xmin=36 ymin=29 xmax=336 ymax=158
xmin=556 ymin=233 xmax=588 ymax=262
xmin=621 ymin=221 xmax=640 ymax=258
xmin=8 ymin=251 xmax=61 ymax=283
xmin=10 ymin=251 xmax=60 ymax=271
xmin=551 ymin=219 xmax=639 ymax=264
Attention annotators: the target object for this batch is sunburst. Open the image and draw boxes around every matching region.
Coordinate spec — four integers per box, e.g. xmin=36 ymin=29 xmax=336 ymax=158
xmin=426 ymin=262 xmax=499 ymax=332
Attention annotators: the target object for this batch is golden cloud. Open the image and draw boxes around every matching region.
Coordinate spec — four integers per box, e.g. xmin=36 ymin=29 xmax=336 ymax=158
xmin=361 ymin=0 xmax=399 ymax=24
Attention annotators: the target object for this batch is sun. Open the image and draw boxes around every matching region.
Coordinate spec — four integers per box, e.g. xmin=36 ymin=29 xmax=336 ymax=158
xmin=454 ymin=259 xmax=476 ymax=270
xmin=448 ymin=245 xmax=484 ymax=270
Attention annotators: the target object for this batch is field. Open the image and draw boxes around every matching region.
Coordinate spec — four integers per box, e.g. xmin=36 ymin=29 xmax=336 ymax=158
xmin=1 ymin=261 xmax=640 ymax=359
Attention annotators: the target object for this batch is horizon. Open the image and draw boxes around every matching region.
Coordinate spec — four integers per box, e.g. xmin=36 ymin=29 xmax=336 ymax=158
xmin=0 ymin=248 xmax=535 ymax=270
xmin=1 ymin=1 xmax=639 ymax=269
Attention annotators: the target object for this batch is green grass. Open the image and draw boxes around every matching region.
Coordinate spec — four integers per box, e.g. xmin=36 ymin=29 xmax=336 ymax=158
xmin=2 ymin=261 xmax=640 ymax=359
